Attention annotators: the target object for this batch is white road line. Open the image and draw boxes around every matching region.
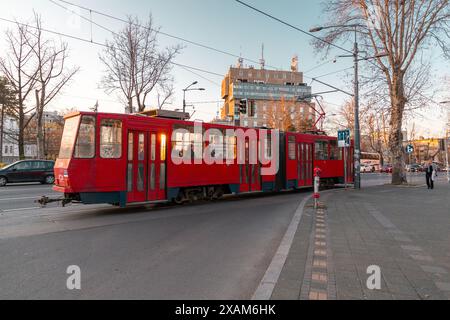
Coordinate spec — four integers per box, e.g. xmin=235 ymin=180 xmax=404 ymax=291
xmin=2 ymin=207 xmax=41 ymax=212
xmin=252 ymin=195 xmax=310 ymax=300
xmin=0 ymin=196 xmax=41 ymax=202
xmin=0 ymin=188 xmax=53 ymax=193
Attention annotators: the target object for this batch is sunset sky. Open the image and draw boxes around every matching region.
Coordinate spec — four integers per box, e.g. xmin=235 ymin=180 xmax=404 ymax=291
xmin=0 ymin=0 xmax=448 ymax=137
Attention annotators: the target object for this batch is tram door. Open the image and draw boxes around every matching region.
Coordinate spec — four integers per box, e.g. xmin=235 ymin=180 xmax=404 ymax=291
xmin=240 ymin=138 xmax=261 ymax=193
xmin=147 ymin=132 xmax=167 ymax=201
xmin=298 ymin=143 xmax=314 ymax=187
xmin=127 ymin=131 xmax=148 ymax=203
xmin=305 ymin=143 xmax=313 ymax=186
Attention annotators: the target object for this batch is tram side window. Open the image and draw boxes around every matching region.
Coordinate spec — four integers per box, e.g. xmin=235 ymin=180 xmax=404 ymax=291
xmin=329 ymin=140 xmax=342 ymax=160
xmin=225 ymin=135 xmax=237 ymax=160
xmin=207 ymin=131 xmax=225 ymax=160
xmin=288 ymin=136 xmax=296 ymax=160
xmin=74 ymin=116 xmax=96 ymax=158
xmin=100 ymin=119 xmax=123 ymax=159
xmin=315 ymin=141 xmax=329 ymax=160
xmin=172 ymin=126 xmax=202 ymax=160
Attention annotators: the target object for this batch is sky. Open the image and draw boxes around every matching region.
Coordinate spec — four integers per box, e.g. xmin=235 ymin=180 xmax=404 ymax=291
xmin=0 ymin=0 xmax=448 ymax=137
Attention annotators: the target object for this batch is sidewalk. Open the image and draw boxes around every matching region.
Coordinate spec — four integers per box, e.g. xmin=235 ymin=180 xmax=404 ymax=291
xmin=271 ymin=179 xmax=450 ymax=300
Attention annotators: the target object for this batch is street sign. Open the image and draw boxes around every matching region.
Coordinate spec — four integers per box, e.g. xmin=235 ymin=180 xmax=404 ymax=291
xmin=338 ymin=129 xmax=351 ymax=148
xmin=406 ymin=144 xmax=414 ymax=154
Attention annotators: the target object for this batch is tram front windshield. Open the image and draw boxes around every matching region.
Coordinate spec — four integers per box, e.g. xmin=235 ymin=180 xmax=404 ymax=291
xmin=58 ymin=116 xmax=81 ymax=159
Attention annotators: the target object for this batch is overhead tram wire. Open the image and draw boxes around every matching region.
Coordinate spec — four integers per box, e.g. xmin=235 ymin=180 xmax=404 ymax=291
xmin=0 ymin=17 xmax=224 ymax=78
xmin=48 ymin=0 xmax=353 ymax=88
xmin=234 ymin=0 xmax=354 ymax=56
xmin=2 ymin=2 xmax=357 ymax=101
xmin=234 ymin=0 xmax=392 ymax=74
xmin=53 ymin=0 xmax=281 ymax=71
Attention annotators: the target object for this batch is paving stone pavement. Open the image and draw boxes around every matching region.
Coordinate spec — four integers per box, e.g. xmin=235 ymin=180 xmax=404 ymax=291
xmin=271 ymin=180 xmax=450 ymax=300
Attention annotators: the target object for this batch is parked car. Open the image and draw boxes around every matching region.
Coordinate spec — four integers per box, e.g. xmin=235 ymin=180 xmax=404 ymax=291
xmin=406 ymin=164 xmax=423 ymax=172
xmin=380 ymin=165 xmax=393 ymax=174
xmin=0 ymin=160 xmax=55 ymax=187
xmin=361 ymin=163 xmax=375 ymax=173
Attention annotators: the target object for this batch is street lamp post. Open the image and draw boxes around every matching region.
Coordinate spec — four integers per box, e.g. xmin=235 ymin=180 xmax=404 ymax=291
xmin=309 ymin=24 xmax=388 ymax=189
xmin=441 ymin=101 xmax=450 ymax=183
xmin=183 ymin=81 xmax=205 ymax=115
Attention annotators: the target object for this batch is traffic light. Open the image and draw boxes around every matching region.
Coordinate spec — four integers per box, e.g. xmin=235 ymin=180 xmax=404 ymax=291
xmin=239 ymin=99 xmax=247 ymax=114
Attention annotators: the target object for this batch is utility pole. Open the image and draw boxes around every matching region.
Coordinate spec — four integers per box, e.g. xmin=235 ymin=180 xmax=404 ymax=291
xmin=353 ymin=26 xmax=361 ymax=189
xmin=0 ymin=104 xmax=4 ymax=163
xmin=441 ymin=101 xmax=450 ymax=183
xmin=309 ymin=24 xmax=387 ymax=189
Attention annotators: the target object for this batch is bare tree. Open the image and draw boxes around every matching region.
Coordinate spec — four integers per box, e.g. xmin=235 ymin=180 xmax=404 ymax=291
xmin=0 ymin=22 xmax=39 ymax=159
xmin=28 ymin=13 xmax=79 ymax=159
xmin=100 ymin=15 xmax=181 ymax=113
xmin=314 ymin=0 xmax=450 ymax=184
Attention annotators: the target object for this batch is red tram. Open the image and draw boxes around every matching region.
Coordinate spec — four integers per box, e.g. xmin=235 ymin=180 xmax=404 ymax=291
xmin=51 ymin=111 xmax=353 ymax=207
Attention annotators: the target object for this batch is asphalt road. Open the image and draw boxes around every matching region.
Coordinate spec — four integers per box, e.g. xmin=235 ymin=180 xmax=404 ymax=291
xmin=0 ymin=172 xmax=428 ymax=212
xmin=0 ymin=172 xmax=435 ymax=300
xmin=0 ymin=183 xmax=60 ymax=212
xmin=0 ymin=190 xmax=307 ymax=299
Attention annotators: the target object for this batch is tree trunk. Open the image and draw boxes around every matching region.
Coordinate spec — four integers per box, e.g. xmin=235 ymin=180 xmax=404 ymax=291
xmin=35 ymin=89 xmax=45 ymax=159
xmin=0 ymin=105 xmax=4 ymax=163
xmin=127 ymin=98 xmax=133 ymax=114
xmin=389 ymin=71 xmax=407 ymax=185
xmin=18 ymin=115 xmax=25 ymax=160
xmin=36 ymin=114 xmax=44 ymax=159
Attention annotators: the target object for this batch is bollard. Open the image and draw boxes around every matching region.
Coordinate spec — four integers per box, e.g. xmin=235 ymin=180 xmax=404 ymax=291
xmin=314 ymin=167 xmax=322 ymax=209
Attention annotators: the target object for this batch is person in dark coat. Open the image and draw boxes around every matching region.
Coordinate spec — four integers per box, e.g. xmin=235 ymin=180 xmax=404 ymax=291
xmin=425 ymin=161 xmax=434 ymax=190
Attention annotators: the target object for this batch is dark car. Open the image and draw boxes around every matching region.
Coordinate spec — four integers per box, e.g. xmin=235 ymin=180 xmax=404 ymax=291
xmin=380 ymin=164 xmax=393 ymax=174
xmin=407 ymin=164 xmax=423 ymax=172
xmin=0 ymin=160 xmax=55 ymax=187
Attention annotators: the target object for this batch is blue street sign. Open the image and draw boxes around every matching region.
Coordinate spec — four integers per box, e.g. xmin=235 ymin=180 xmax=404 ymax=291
xmin=338 ymin=129 xmax=351 ymax=148
xmin=406 ymin=144 xmax=414 ymax=154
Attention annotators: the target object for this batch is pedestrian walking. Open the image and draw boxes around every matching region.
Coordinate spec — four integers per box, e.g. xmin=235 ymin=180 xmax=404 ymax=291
xmin=425 ymin=160 xmax=434 ymax=190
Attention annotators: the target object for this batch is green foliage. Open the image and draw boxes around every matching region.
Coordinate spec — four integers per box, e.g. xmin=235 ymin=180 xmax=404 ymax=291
xmin=0 ymin=76 xmax=17 ymax=109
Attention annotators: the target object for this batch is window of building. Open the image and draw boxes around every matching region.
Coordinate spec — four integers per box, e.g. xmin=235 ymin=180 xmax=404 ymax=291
xmin=315 ymin=141 xmax=329 ymax=160
xmin=74 ymin=115 xmax=96 ymax=158
xmin=288 ymin=136 xmax=296 ymax=160
xmin=100 ymin=119 xmax=122 ymax=159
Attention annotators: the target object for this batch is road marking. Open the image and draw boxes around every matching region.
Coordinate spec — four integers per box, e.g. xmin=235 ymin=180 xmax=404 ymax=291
xmin=252 ymin=195 xmax=310 ymax=300
xmin=0 ymin=196 xmax=41 ymax=202
xmin=2 ymin=207 xmax=41 ymax=212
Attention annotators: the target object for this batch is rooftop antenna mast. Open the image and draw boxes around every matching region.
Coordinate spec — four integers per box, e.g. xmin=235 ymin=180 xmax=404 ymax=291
xmin=260 ymin=43 xmax=265 ymax=69
xmin=237 ymin=46 xmax=244 ymax=68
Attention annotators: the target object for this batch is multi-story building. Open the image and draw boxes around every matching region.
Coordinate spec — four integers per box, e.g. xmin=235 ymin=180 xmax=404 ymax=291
xmin=0 ymin=111 xmax=63 ymax=164
xmin=219 ymin=56 xmax=315 ymax=130
xmin=0 ymin=114 xmax=37 ymax=164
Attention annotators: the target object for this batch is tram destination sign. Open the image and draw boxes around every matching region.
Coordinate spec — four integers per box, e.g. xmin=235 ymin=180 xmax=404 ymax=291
xmin=338 ymin=129 xmax=351 ymax=148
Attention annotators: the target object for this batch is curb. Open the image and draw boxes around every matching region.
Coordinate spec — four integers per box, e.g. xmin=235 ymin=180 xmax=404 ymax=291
xmin=251 ymin=188 xmax=344 ymax=300
xmin=251 ymin=194 xmax=311 ymax=300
